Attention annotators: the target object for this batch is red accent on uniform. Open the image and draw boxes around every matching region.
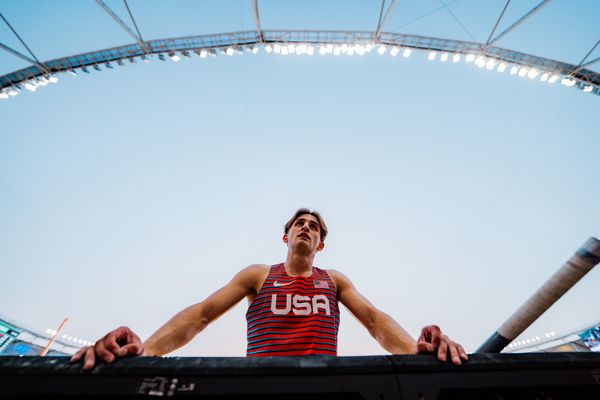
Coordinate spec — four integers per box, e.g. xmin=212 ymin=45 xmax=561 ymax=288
xmin=246 ymin=263 xmax=340 ymax=356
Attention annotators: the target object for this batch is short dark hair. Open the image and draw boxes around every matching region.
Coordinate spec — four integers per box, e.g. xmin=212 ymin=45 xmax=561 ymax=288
xmin=284 ymin=208 xmax=328 ymax=241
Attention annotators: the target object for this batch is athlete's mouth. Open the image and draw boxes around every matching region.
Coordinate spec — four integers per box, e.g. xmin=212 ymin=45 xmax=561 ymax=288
xmin=298 ymin=233 xmax=310 ymax=240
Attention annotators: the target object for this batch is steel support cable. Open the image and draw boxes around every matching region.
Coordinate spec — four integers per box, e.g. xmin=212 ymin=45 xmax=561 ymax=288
xmin=250 ymin=0 xmax=263 ymax=43
xmin=376 ymin=0 xmax=399 ymax=39
xmin=94 ymin=0 xmax=149 ymax=53
xmin=571 ymin=39 xmax=600 ymax=74
xmin=485 ymin=0 xmax=552 ymax=48
xmin=439 ymin=0 xmax=476 ymax=42
xmin=483 ymin=0 xmax=511 ymax=48
xmin=388 ymin=0 xmax=460 ymax=32
xmin=123 ymin=0 xmax=145 ymax=44
xmin=0 ymin=11 xmax=50 ymax=74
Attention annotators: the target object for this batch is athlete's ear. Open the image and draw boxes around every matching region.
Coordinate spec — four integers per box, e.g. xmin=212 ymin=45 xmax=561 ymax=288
xmin=282 ymin=234 xmax=289 ymax=244
xmin=317 ymin=241 xmax=325 ymax=252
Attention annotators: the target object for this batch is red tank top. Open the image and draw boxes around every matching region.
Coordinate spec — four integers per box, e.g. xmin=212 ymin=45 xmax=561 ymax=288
xmin=246 ymin=263 xmax=340 ymax=356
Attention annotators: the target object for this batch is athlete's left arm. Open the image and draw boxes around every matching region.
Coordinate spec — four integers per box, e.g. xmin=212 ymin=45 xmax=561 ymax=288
xmin=329 ymin=269 xmax=468 ymax=365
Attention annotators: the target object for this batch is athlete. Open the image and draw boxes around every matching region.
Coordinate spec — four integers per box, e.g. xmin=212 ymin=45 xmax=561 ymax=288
xmin=72 ymin=208 xmax=468 ymax=369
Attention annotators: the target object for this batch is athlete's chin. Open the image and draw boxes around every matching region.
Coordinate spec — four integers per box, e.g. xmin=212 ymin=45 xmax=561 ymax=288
xmin=292 ymin=243 xmax=314 ymax=254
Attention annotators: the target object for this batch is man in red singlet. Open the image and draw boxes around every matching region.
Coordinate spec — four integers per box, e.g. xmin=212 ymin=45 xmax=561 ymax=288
xmin=72 ymin=208 xmax=468 ymax=369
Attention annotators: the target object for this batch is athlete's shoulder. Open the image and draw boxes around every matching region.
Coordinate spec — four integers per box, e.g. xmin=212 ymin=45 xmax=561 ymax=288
xmin=323 ymin=268 xmax=353 ymax=290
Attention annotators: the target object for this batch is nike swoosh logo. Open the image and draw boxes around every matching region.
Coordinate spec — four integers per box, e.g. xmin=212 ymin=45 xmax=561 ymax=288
xmin=273 ymin=280 xmax=295 ymax=287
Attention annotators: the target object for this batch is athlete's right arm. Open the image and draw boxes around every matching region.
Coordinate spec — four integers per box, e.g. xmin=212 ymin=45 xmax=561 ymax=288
xmin=71 ymin=264 xmax=267 ymax=369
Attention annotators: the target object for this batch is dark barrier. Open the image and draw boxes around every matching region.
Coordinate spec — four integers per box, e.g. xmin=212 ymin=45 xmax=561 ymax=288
xmin=1 ymin=353 xmax=600 ymax=399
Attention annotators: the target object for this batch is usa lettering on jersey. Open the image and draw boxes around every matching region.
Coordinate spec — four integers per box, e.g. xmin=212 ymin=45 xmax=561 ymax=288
xmin=270 ymin=294 xmax=331 ymax=315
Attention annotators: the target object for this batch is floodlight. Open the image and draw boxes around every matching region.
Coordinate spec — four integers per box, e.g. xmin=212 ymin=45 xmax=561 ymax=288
xmin=7 ymin=87 xmax=18 ymax=96
xmin=333 ymin=46 xmax=341 ymax=56
xmin=428 ymin=51 xmax=436 ymax=61
xmin=281 ymin=46 xmax=289 ymax=55
xmin=365 ymin=44 xmax=374 ymax=52
xmin=355 ymin=45 xmax=366 ymax=56
xmin=510 ymin=66 xmax=518 ymax=75
xmin=251 ymin=46 xmax=259 ymax=54
xmin=199 ymin=49 xmax=208 ymax=58
xmin=297 ymin=44 xmax=307 ymax=55
xmin=453 ymin=54 xmax=460 ymax=63
xmin=518 ymin=67 xmax=528 ymax=77
xmin=306 ymin=45 xmax=315 ymax=56
xmin=583 ymin=85 xmax=593 ymax=93
xmin=476 ymin=57 xmax=486 ymax=68
xmin=68 ymin=69 xmax=78 ymax=76
xmin=377 ymin=45 xmax=387 ymax=55
xmin=24 ymin=82 xmax=37 ymax=92
xmin=341 ymin=44 xmax=348 ymax=53
xmin=540 ymin=72 xmax=549 ymax=81
xmin=226 ymin=47 xmax=235 ymax=56
xmin=273 ymin=44 xmax=281 ymax=54
xmin=46 ymin=329 xmax=52 ymax=334
xmin=347 ymin=48 xmax=355 ymax=56
xmin=390 ymin=47 xmax=400 ymax=57
xmin=169 ymin=52 xmax=181 ymax=61
xmin=440 ymin=53 xmax=448 ymax=62
xmin=37 ymin=78 xmax=48 ymax=87
xmin=0 ymin=91 xmax=8 ymax=99
xmin=497 ymin=62 xmax=507 ymax=72
xmin=287 ymin=44 xmax=295 ymax=54
xmin=485 ymin=59 xmax=496 ymax=70
xmin=264 ymin=44 xmax=273 ymax=53
xmin=402 ymin=48 xmax=411 ymax=58
xmin=466 ymin=54 xmax=475 ymax=63
xmin=326 ymin=44 xmax=334 ymax=54
xmin=527 ymin=68 xmax=539 ymax=79
xmin=319 ymin=45 xmax=327 ymax=55
xmin=48 ymin=76 xmax=58 ymax=83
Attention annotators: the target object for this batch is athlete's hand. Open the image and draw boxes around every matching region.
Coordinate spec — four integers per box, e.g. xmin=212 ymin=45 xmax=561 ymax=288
xmin=70 ymin=326 xmax=144 ymax=370
xmin=416 ymin=325 xmax=468 ymax=366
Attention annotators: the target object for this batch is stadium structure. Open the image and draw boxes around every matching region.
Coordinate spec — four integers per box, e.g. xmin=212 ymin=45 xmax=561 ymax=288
xmin=0 ymin=0 xmax=599 ymax=99
xmin=0 ymin=315 xmax=84 ymax=357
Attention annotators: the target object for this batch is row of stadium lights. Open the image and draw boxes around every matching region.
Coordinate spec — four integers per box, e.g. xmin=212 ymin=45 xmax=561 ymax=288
xmin=45 ymin=328 xmax=94 ymax=347
xmin=1 ymin=43 xmax=597 ymax=99
xmin=507 ymin=331 xmax=556 ymax=349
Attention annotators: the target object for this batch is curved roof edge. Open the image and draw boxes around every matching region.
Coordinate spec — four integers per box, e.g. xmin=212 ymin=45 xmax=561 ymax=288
xmin=1 ymin=30 xmax=598 ymax=95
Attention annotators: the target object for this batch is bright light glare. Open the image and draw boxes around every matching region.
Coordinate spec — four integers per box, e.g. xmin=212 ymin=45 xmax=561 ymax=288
xmin=264 ymin=44 xmax=272 ymax=53
xmin=518 ymin=67 xmax=528 ymax=77
xmin=390 ymin=47 xmax=399 ymax=57
xmin=452 ymin=54 xmax=460 ymax=63
xmin=281 ymin=46 xmax=289 ymax=56
xmin=583 ymin=85 xmax=593 ymax=92
xmin=428 ymin=51 xmax=436 ymax=61
xmin=333 ymin=46 xmax=341 ymax=56
xmin=510 ymin=66 xmax=518 ymax=75
xmin=440 ymin=53 xmax=448 ymax=62
xmin=48 ymin=76 xmax=59 ymax=83
xmin=402 ymin=48 xmax=411 ymax=58
xmin=540 ymin=72 xmax=549 ymax=82
xmin=497 ymin=62 xmax=507 ymax=73
xmin=251 ymin=46 xmax=259 ymax=54
xmin=307 ymin=45 xmax=315 ymax=56
xmin=170 ymin=54 xmax=181 ymax=61
xmin=287 ymin=44 xmax=295 ymax=54
xmin=319 ymin=45 xmax=327 ymax=55
xmin=0 ymin=92 xmax=8 ymax=99
xmin=465 ymin=54 xmax=475 ymax=63
xmin=7 ymin=88 xmax=18 ymax=96
xmin=485 ymin=59 xmax=496 ymax=70
xmin=273 ymin=44 xmax=281 ymax=54
xmin=548 ymin=74 xmax=559 ymax=83
xmin=377 ymin=45 xmax=387 ymax=55
xmin=527 ymin=68 xmax=539 ymax=79
xmin=24 ymin=82 xmax=37 ymax=92
xmin=225 ymin=48 xmax=235 ymax=56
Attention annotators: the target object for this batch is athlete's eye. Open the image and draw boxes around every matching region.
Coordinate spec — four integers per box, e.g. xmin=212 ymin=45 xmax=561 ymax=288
xmin=310 ymin=224 xmax=318 ymax=231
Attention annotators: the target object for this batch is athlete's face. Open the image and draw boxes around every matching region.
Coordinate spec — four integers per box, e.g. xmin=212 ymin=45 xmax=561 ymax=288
xmin=283 ymin=214 xmax=324 ymax=254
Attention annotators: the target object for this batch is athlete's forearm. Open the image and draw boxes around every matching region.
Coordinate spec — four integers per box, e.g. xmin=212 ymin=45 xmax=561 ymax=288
xmin=370 ymin=311 xmax=417 ymax=354
xmin=142 ymin=304 xmax=208 ymax=356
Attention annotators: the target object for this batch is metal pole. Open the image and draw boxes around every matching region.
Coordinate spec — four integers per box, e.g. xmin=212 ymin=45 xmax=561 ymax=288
xmin=476 ymin=237 xmax=600 ymax=353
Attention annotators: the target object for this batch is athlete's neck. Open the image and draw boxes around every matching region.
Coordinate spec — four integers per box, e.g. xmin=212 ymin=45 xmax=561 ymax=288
xmin=284 ymin=251 xmax=314 ymax=277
